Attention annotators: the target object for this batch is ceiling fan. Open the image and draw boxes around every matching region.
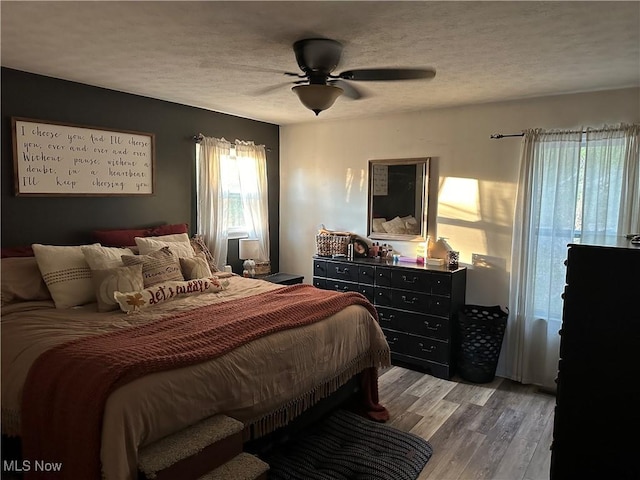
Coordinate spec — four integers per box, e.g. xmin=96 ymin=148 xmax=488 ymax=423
xmin=279 ymin=38 xmax=436 ymax=116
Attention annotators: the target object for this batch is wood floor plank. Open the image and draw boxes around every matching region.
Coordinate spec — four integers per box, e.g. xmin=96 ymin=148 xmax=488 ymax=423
xmin=419 ymin=429 xmax=486 ymax=480
xmin=387 ymin=410 xmax=424 ymax=432
xmin=515 ymin=391 xmax=555 ymax=443
xmin=459 ymin=407 xmax=527 ymax=479
xmin=409 ymin=399 xmax=460 ymax=441
xmin=407 ymin=380 xmax=458 ymax=415
xmin=377 ymin=366 xmax=555 ymax=480
xmin=443 ymin=376 xmax=504 ymax=406
xmin=523 ymin=411 xmax=554 ymax=480
xmin=493 ymin=436 xmax=539 ymax=480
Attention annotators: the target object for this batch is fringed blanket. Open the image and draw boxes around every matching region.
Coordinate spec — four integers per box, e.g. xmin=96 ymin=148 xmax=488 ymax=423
xmin=21 ymin=284 xmax=386 ymax=480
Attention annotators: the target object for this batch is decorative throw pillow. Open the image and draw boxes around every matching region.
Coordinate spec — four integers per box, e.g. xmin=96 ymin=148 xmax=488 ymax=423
xmin=114 ymin=276 xmax=228 ymax=313
xmin=401 ymin=215 xmax=420 ymax=234
xmin=189 ymin=234 xmax=219 ymax=272
xmin=372 ymin=218 xmax=387 ymax=233
xmin=135 ymin=233 xmax=195 ymax=258
xmin=82 ymin=245 xmax=134 ymax=270
xmin=381 ymin=216 xmax=407 ymax=234
xmin=121 ymin=246 xmax=184 ymax=287
xmin=92 ymin=228 xmax=149 ymax=247
xmin=1 ymin=257 xmax=51 ymax=306
xmin=147 ymin=223 xmax=189 ymax=237
xmin=180 ymin=253 xmax=213 ymax=280
xmin=91 ymin=264 xmax=144 ymax=312
xmin=32 ymin=243 xmax=100 ymax=309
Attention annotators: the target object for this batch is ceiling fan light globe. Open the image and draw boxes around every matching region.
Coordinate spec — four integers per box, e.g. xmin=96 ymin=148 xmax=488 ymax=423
xmin=292 ymin=85 xmax=343 ymax=115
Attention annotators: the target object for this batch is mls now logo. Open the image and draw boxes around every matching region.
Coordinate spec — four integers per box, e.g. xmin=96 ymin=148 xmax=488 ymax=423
xmin=3 ymin=459 xmax=63 ymax=472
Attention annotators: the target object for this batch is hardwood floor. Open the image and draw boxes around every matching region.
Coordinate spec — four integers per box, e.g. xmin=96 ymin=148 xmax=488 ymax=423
xmin=378 ymin=366 xmax=555 ymax=480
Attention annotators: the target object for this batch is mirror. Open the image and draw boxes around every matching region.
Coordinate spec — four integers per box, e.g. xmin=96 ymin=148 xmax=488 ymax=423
xmin=367 ymin=157 xmax=430 ymax=242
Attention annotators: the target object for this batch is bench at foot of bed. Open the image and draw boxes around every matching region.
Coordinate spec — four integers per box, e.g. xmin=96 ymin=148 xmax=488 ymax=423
xmin=137 ymin=414 xmax=268 ymax=480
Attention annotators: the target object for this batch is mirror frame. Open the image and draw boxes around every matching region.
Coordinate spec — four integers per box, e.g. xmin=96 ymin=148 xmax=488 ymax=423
xmin=367 ymin=157 xmax=431 ymax=242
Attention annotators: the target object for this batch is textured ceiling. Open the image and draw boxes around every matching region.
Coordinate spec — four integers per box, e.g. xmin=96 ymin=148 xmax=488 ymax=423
xmin=2 ymin=1 xmax=639 ymax=125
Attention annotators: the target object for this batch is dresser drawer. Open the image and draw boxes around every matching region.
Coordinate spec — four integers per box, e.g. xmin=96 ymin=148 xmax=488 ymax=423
xmin=313 ymin=259 xmax=327 ymax=277
xmin=312 ymin=277 xmax=326 ymax=289
xmin=381 ymin=328 xmax=450 ymax=365
xmin=326 ymin=261 xmax=359 ymax=283
xmin=391 ymin=270 xmax=430 ymax=292
xmin=390 ymin=270 xmax=452 ymax=295
xmin=375 ymin=288 xmax=450 ymax=316
xmin=358 ymin=265 xmax=375 ymax=285
xmin=404 ymin=335 xmax=450 ymax=365
xmin=377 ymin=307 xmax=449 ymax=341
xmin=324 ymin=279 xmax=359 ymax=294
xmin=358 ymin=284 xmax=374 ymax=303
xmin=374 ymin=267 xmax=392 ymax=287
xmin=381 ymin=328 xmax=408 ymax=352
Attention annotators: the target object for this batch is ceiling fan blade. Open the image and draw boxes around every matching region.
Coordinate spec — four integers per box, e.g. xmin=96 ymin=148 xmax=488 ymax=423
xmin=338 ymin=68 xmax=436 ymax=81
xmin=329 ymin=79 xmax=367 ymax=100
xmin=252 ymin=82 xmax=297 ymax=96
xmin=284 ymin=71 xmax=306 ymax=78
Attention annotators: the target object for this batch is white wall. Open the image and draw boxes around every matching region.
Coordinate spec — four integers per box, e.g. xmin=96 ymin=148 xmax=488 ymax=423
xmin=279 ymin=88 xmax=639 ymax=306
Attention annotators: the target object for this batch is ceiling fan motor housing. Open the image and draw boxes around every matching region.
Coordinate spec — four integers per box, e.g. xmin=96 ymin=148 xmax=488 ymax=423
xmin=293 ymin=38 xmax=343 ymax=75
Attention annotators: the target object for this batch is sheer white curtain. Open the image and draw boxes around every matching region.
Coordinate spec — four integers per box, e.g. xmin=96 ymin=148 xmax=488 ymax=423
xmin=235 ymin=140 xmax=270 ymax=260
xmin=196 ymin=136 xmax=270 ymax=269
xmin=505 ymin=124 xmax=639 ymax=390
xmin=197 ymin=136 xmax=231 ymax=270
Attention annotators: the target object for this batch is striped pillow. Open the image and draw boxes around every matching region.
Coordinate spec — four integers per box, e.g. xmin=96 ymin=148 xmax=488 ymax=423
xmin=32 ymin=243 xmax=100 ymax=309
xmin=121 ymin=246 xmax=184 ymax=287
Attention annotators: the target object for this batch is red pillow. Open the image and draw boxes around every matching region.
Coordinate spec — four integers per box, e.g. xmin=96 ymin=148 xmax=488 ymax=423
xmin=92 ymin=224 xmax=189 ymax=247
xmin=1 ymin=245 xmax=35 ymax=258
xmin=148 ymin=223 xmax=189 ymax=237
xmin=92 ymin=228 xmax=149 ymax=247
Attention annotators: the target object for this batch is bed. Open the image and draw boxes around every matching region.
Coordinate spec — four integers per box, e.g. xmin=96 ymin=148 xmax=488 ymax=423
xmin=1 ymin=235 xmax=390 ymax=480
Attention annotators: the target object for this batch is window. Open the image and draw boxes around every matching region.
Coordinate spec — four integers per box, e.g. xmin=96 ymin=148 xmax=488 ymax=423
xmin=195 ymin=136 xmax=270 ymax=269
xmin=507 ymin=124 xmax=639 ymax=389
xmin=219 ymin=149 xmax=249 ymax=238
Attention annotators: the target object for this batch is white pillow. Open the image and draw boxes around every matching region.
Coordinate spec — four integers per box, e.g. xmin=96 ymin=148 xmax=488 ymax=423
xmin=381 ymin=216 xmax=407 ymax=234
xmin=32 ymin=243 xmax=100 ymax=309
xmin=372 ymin=218 xmax=387 ymax=233
xmin=82 ymin=245 xmax=134 ymax=270
xmin=135 ymin=233 xmax=195 ymax=258
xmin=114 ymin=276 xmax=227 ymax=313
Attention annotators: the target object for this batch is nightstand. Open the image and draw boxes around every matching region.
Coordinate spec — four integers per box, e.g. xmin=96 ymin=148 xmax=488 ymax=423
xmin=260 ymin=273 xmax=304 ymax=285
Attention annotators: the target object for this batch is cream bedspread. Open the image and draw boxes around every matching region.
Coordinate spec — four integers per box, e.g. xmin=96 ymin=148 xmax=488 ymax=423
xmin=1 ymin=275 xmax=390 ymax=480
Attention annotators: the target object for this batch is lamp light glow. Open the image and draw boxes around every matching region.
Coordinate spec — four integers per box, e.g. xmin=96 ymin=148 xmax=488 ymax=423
xmin=292 ymin=84 xmax=344 ymax=116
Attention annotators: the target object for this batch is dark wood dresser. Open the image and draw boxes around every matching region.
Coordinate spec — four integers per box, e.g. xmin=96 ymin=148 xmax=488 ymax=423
xmin=312 ymin=256 xmax=466 ymax=379
xmin=551 ymin=237 xmax=640 ymax=479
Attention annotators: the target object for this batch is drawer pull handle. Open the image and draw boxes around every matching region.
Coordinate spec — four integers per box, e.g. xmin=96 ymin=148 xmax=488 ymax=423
xmin=380 ymin=313 xmax=395 ymax=320
xmin=418 ymin=342 xmax=435 ymax=352
xmin=402 ymin=275 xmax=418 ymax=284
xmin=424 ymin=321 xmax=440 ymax=330
xmin=401 ymin=295 xmax=418 ymax=304
xmin=335 ymin=267 xmax=349 ymax=274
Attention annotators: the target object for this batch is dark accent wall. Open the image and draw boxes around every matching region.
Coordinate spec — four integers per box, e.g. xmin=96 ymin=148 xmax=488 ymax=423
xmin=1 ymin=68 xmax=280 ymax=272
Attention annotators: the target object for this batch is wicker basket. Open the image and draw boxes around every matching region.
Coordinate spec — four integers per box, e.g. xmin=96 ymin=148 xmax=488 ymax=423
xmin=455 ymin=305 xmax=508 ymax=383
xmin=315 ymin=233 xmax=351 ymax=257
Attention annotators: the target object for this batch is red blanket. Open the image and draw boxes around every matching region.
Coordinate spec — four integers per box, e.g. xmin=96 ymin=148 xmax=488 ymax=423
xmin=21 ymin=284 xmax=387 ymax=479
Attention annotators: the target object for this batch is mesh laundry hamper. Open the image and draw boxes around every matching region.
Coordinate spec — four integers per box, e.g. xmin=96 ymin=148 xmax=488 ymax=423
xmin=456 ymin=305 xmax=508 ymax=383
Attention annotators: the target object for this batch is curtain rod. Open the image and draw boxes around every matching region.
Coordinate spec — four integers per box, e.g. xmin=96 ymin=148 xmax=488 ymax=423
xmin=192 ymin=134 xmax=271 ymax=152
xmin=490 ymin=133 xmax=524 ymax=139
xmin=490 ymin=126 xmax=629 ymax=139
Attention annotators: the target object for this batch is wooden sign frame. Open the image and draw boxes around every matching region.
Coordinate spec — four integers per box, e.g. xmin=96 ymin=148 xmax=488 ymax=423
xmin=12 ymin=117 xmax=156 ymax=196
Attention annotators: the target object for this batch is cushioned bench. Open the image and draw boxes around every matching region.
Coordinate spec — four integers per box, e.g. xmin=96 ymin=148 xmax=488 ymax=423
xmin=138 ymin=414 xmax=257 ymax=480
